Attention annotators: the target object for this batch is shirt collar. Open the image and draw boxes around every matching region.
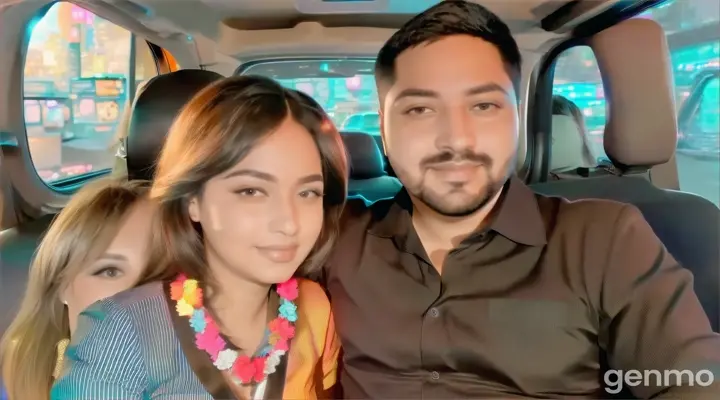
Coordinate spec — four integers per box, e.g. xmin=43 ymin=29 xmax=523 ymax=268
xmin=368 ymin=176 xmax=547 ymax=248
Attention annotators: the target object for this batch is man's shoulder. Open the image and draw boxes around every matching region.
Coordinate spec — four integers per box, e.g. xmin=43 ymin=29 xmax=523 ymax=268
xmin=535 ymin=192 xmax=643 ymax=234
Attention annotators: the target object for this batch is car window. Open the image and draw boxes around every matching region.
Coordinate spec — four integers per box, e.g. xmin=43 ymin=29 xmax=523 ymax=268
xmin=24 ymin=2 xmax=159 ymax=185
xmin=551 ymin=0 xmax=720 ymax=206
xmin=240 ymin=59 xmax=380 ymax=134
xmin=343 ymin=114 xmax=365 ymax=129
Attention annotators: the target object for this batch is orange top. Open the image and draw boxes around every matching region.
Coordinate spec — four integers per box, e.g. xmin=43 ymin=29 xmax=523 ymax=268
xmin=282 ymin=279 xmax=341 ymax=398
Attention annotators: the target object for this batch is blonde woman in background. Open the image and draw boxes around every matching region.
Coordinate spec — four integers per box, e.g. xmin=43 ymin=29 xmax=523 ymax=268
xmin=0 ymin=178 xmax=163 ymax=400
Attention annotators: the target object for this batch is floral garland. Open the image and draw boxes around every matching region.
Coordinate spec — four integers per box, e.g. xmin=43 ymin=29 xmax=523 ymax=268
xmin=170 ymin=274 xmax=298 ymax=385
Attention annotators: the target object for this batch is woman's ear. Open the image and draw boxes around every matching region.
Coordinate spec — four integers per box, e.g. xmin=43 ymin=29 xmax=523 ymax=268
xmin=188 ymin=197 xmax=201 ymax=222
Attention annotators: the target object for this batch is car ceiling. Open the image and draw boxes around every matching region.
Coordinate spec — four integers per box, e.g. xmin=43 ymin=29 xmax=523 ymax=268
xmin=62 ymin=0 xmax=629 ymax=67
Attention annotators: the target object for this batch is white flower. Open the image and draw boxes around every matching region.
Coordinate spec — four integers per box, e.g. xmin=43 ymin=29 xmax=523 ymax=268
xmin=213 ymin=349 xmax=238 ymax=370
xmin=264 ymin=350 xmax=286 ymax=375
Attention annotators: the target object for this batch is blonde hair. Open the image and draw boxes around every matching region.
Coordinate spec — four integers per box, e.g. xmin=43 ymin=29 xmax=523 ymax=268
xmin=0 ymin=178 xmax=163 ymax=400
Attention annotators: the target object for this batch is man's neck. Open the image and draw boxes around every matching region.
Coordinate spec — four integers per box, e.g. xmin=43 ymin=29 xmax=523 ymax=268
xmin=411 ymin=189 xmax=504 ymax=272
xmin=411 ymin=190 xmax=503 ymax=247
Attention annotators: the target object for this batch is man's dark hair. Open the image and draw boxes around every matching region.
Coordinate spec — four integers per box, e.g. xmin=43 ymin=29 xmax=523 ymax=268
xmin=375 ymin=0 xmax=522 ymax=95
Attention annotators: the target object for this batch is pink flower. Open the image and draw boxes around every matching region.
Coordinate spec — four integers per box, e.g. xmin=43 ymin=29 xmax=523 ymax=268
xmin=251 ymin=356 xmax=268 ymax=382
xmin=203 ymin=318 xmax=220 ymax=338
xmin=233 ymin=355 xmax=256 ymax=383
xmin=276 ymin=279 xmax=298 ymax=301
xmin=274 ymin=339 xmax=289 ymax=352
xmin=195 ymin=330 xmax=226 ymax=361
xmin=269 ymin=318 xmax=295 ymax=341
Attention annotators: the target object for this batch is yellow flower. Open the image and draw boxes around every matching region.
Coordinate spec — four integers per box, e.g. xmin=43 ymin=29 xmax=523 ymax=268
xmin=183 ymin=279 xmax=198 ymax=296
xmin=176 ymin=298 xmax=194 ymax=316
xmin=184 ymin=288 xmax=202 ymax=308
xmin=268 ymin=332 xmax=281 ymax=345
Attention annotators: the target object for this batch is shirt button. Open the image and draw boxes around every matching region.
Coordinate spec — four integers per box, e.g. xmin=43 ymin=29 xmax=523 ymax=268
xmin=430 ymin=371 xmax=440 ymax=380
xmin=428 ymin=307 xmax=440 ymax=318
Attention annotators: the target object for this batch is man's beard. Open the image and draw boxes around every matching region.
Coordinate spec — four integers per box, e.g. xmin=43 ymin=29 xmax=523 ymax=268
xmin=392 ymin=151 xmax=515 ymax=217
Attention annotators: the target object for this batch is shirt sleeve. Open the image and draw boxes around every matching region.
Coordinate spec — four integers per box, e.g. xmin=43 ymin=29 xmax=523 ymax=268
xmin=602 ymin=204 xmax=720 ymax=398
xmin=51 ymin=299 xmax=146 ymax=399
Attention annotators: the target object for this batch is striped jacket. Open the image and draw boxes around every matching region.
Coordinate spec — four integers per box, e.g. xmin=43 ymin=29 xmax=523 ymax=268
xmin=50 ymin=280 xmax=340 ymax=399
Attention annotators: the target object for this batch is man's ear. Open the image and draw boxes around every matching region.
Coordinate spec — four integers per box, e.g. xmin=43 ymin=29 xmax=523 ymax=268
xmin=188 ymin=197 xmax=201 ymax=222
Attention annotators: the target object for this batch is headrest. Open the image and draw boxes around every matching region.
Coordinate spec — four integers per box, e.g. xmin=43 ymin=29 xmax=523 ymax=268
xmin=341 ymin=132 xmax=385 ymax=179
xmin=589 ymin=18 xmax=676 ymax=167
xmin=550 ymin=115 xmax=595 ymax=172
xmin=126 ymin=69 xmax=223 ymax=180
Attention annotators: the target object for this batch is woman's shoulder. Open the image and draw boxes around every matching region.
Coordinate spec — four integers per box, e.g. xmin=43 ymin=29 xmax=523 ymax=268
xmin=84 ymin=281 xmax=169 ymax=323
xmin=295 ymin=278 xmax=331 ymax=317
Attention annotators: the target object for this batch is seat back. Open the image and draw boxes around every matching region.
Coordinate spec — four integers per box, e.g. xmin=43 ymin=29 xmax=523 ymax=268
xmin=126 ymin=69 xmax=223 ymax=180
xmin=342 ymin=131 xmax=401 ymax=203
xmin=532 ymin=18 xmax=720 ymax=332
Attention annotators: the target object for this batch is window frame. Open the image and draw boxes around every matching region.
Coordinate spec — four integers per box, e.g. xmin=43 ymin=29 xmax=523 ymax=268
xmin=19 ymin=5 xmax=166 ymax=193
xmin=526 ymin=0 xmax=672 ymax=183
xmin=235 ymin=56 xmax=377 ymax=76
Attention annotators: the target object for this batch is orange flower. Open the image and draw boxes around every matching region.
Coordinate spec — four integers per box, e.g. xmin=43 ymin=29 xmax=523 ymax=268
xmin=170 ymin=280 xmax=184 ymax=301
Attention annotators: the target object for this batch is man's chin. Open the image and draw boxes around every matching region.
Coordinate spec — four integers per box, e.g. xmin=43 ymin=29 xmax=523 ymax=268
xmin=420 ymin=192 xmax=490 ymax=218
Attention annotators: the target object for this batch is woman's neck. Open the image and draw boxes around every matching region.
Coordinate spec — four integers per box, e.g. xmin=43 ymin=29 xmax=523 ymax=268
xmin=204 ymin=252 xmax=272 ymax=345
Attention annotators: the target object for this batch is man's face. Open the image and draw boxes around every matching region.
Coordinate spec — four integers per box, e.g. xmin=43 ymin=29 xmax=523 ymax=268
xmin=380 ymin=35 xmax=519 ymax=217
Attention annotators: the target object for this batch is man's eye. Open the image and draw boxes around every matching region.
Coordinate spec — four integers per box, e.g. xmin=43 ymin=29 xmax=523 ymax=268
xmin=405 ymin=107 xmax=432 ymax=115
xmin=474 ymin=102 xmax=499 ymax=111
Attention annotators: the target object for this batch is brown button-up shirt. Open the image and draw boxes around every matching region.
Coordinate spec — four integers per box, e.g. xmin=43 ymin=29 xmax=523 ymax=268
xmin=323 ymin=177 xmax=720 ymax=399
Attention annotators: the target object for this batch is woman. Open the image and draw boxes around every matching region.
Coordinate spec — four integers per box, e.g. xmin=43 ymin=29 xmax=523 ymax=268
xmin=51 ymin=76 xmax=348 ymax=399
xmin=551 ymin=95 xmax=597 ymax=171
xmin=0 ymin=178 xmax=159 ymax=400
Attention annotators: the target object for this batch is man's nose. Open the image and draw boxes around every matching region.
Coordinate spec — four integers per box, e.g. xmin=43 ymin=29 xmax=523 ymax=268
xmin=437 ymin=107 xmax=476 ymax=152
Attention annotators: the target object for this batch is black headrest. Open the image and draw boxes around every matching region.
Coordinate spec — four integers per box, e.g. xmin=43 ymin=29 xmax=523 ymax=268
xmin=126 ymin=69 xmax=223 ymax=181
xmin=341 ymin=132 xmax=385 ymax=179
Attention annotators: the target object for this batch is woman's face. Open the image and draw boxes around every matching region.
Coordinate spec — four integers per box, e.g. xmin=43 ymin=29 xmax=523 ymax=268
xmin=188 ymin=115 xmax=325 ymax=286
xmin=64 ymin=199 xmax=155 ymax=334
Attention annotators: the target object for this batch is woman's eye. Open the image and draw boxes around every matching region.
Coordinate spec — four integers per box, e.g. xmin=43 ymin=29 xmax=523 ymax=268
xmin=299 ymin=189 xmax=323 ymax=198
xmin=93 ymin=267 xmax=123 ymax=279
xmin=236 ymin=188 xmax=264 ymax=196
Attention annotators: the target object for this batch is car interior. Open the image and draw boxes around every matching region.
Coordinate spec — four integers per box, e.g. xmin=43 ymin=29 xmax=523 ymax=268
xmin=0 ymin=0 xmax=719 ymax=382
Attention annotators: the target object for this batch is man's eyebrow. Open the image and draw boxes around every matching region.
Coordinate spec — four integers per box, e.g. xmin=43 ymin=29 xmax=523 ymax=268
xmin=394 ymin=88 xmax=440 ymax=101
xmin=394 ymin=83 xmax=509 ymax=102
xmin=465 ymin=83 xmax=509 ymax=97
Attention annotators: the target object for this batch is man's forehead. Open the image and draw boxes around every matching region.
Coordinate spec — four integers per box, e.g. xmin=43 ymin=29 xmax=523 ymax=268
xmin=390 ymin=38 xmax=512 ymax=89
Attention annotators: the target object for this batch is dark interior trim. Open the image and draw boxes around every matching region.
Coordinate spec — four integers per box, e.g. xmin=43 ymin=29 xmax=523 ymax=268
xmin=572 ymin=0 xmax=667 ymax=38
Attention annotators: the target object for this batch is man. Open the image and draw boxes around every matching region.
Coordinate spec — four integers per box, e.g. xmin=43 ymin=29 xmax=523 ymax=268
xmin=322 ymin=0 xmax=720 ymax=398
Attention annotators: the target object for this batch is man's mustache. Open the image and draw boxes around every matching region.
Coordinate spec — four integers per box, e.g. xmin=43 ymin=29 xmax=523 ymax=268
xmin=420 ymin=150 xmax=493 ymax=168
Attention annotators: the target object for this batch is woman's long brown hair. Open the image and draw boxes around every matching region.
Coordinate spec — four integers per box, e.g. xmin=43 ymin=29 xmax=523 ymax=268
xmin=148 ymin=75 xmax=348 ymax=289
